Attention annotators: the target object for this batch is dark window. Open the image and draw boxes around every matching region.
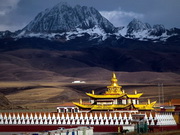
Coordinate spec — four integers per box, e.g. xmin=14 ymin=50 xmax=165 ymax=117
xmin=74 ymin=108 xmax=78 ymax=112
xmin=118 ymin=100 xmax=122 ymax=104
xmin=61 ymin=108 xmax=64 ymax=112
xmin=68 ymin=108 xmax=71 ymax=112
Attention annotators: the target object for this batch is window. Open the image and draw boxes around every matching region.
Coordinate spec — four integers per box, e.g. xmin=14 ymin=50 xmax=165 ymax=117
xmin=60 ymin=108 xmax=64 ymax=112
xmin=74 ymin=108 xmax=78 ymax=112
xmin=118 ymin=100 xmax=122 ymax=104
xmin=68 ymin=108 xmax=71 ymax=112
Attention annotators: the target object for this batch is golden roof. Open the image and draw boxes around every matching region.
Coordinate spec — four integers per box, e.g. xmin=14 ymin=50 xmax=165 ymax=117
xmin=134 ymin=101 xmax=157 ymax=110
xmin=86 ymin=93 xmax=126 ymax=99
xmin=72 ymin=72 xmax=156 ymax=111
xmin=127 ymin=93 xmax=143 ymax=98
xmin=73 ymin=102 xmax=135 ymax=110
xmin=86 ymin=93 xmax=143 ymax=99
xmin=86 ymin=72 xmax=143 ymax=99
xmin=73 ymin=102 xmax=156 ymax=111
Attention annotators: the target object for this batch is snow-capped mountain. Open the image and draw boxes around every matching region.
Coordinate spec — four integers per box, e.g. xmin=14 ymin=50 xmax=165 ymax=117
xmin=127 ymin=19 xmax=151 ymax=34
xmin=0 ymin=30 xmax=15 ymax=38
xmin=118 ymin=18 xmax=178 ymax=41
xmin=19 ymin=2 xmax=116 ymax=40
xmin=150 ymin=24 xmax=166 ymax=36
xmin=0 ymin=3 xmax=179 ymax=43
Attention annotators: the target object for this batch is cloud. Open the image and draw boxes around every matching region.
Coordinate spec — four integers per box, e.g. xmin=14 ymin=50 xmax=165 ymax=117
xmin=0 ymin=0 xmax=20 ymax=16
xmin=100 ymin=8 xmax=144 ymax=27
xmin=0 ymin=0 xmax=23 ymax=31
xmin=0 ymin=23 xmax=26 ymax=32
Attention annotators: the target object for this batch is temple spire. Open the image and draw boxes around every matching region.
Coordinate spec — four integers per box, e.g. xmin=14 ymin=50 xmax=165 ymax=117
xmin=106 ymin=72 xmax=123 ymax=94
xmin=111 ymin=72 xmax=119 ymax=87
xmin=113 ymin=72 xmax=116 ymax=78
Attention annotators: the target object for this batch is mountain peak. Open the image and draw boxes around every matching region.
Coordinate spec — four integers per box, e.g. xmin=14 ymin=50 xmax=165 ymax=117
xmin=131 ymin=18 xmax=142 ymax=23
xmin=23 ymin=3 xmax=115 ymax=33
xmin=127 ymin=18 xmax=151 ymax=34
xmin=150 ymin=24 xmax=166 ymax=36
xmin=52 ymin=2 xmax=72 ymax=11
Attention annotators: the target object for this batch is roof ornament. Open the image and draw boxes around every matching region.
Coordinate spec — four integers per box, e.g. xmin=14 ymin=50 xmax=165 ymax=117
xmin=106 ymin=72 xmax=123 ymax=94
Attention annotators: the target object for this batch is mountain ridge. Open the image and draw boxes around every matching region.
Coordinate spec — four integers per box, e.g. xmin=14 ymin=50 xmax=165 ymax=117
xmin=120 ymin=18 xmax=179 ymax=41
xmin=0 ymin=3 xmax=179 ymax=42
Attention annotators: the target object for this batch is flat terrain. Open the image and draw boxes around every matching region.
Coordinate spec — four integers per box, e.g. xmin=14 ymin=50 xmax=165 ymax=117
xmin=0 ymin=80 xmax=179 ymax=110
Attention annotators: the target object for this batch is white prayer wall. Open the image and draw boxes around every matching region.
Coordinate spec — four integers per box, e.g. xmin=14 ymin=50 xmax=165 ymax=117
xmin=0 ymin=112 xmax=177 ymax=126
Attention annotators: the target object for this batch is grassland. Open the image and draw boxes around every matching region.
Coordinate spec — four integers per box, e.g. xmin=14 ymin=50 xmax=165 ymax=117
xmin=0 ymin=81 xmax=179 ymax=110
xmin=0 ymin=81 xmax=83 ymax=109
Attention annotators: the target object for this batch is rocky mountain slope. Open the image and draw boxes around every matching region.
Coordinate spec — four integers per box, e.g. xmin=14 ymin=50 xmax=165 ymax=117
xmin=15 ymin=2 xmax=116 ymax=41
xmin=24 ymin=2 xmax=115 ymax=33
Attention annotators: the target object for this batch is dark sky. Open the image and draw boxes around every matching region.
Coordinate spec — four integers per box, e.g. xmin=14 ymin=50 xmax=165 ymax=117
xmin=0 ymin=0 xmax=180 ymax=31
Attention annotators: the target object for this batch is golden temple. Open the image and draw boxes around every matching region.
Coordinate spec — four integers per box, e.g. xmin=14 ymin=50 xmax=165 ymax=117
xmin=73 ymin=72 xmax=156 ymax=112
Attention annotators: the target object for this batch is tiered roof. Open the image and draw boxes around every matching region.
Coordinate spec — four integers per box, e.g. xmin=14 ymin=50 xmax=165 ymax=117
xmin=73 ymin=72 xmax=156 ymax=111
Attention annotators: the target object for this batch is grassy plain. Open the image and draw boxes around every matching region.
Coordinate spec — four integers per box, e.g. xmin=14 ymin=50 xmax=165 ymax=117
xmin=0 ymin=81 xmax=180 ymax=110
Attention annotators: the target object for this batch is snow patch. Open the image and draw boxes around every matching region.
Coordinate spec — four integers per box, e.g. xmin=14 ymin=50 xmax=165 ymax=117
xmin=117 ymin=27 xmax=173 ymax=42
xmin=15 ymin=26 xmax=110 ymax=41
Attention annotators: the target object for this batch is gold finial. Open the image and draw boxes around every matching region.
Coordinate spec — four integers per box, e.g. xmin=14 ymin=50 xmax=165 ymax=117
xmin=112 ymin=72 xmax=116 ymax=79
xmin=111 ymin=72 xmax=119 ymax=87
xmin=106 ymin=72 xmax=123 ymax=94
xmin=135 ymin=90 xmax=137 ymax=94
xmin=80 ymin=99 xmax=82 ymax=104
xmin=92 ymin=90 xmax=94 ymax=95
xmin=148 ymin=99 xmax=150 ymax=104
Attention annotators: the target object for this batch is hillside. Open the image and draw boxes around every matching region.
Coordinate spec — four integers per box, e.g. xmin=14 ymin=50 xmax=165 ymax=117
xmin=0 ymin=47 xmax=179 ymax=82
xmin=0 ymin=93 xmax=11 ymax=109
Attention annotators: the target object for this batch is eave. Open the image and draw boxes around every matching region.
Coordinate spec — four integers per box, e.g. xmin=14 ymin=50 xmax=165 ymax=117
xmin=86 ymin=93 xmax=126 ymax=99
xmin=134 ymin=101 xmax=157 ymax=110
xmin=127 ymin=93 xmax=143 ymax=98
xmin=73 ymin=102 xmax=135 ymax=110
